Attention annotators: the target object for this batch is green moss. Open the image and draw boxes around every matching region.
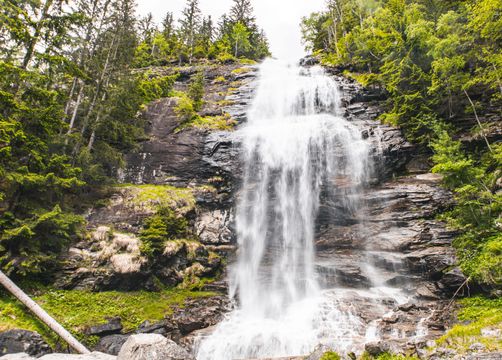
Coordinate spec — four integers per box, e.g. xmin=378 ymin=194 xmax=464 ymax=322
xmin=436 ymin=297 xmax=502 ymax=352
xmin=238 ymin=58 xmax=257 ymax=65
xmin=320 ymin=351 xmax=341 ymax=360
xmin=0 ymin=288 xmax=215 ymax=346
xmin=231 ymin=67 xmax=251 ymax=75
xmin=127 ymin=184 xmax=195 ymax=212
xmin=343 ymin=71 xmax=380 ymax=88
xmin=213 ymin=76 xmax=226 ymax=84
xmin=216 ymin=99 xmax=235 ymax=107
xmin=177 ymin=113 xmax=237 ymax=132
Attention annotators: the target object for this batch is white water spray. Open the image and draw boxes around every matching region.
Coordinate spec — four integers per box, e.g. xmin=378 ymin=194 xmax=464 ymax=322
xmin=197 ymin=60 xmax=372 ymax=359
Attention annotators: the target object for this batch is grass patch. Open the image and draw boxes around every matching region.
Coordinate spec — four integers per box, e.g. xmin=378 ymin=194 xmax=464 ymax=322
xmin=0 ymin=288 xmax=215 ymax=346
xmin=436 ymin=297 xmax=502 ymax=352
xmin=238 ymin=58 xmax=257 ymax=65
xmin=177 ymin=113 xmax=237 ymax=132
xmin=231 ymin=67 xmax=251 ymax=75
xmin=212 ymin=76 xmax=226 ymax=84
xmin=119 ymin=184 xmax=195 ymax=213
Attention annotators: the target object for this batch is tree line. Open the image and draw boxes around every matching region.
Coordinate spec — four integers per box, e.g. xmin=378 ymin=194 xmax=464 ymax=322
xmin=302 ymin=0 xmax=501 ymax=288
xmin=135 ymin=0 xmax=270 ymax=67
xmin=0 ymin=0 xmax=269 ymax=279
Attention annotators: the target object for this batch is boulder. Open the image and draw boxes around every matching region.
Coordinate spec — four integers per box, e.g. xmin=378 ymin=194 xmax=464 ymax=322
xmin=39 ymin=353 xmax=115 ymax=360
xmin=0 ymin=330 xmax=52 ymax=357
xmin=117 ymin=334 xmax=194 ymax=360
xmin=0 ymin=354 xmax=35 ymax=360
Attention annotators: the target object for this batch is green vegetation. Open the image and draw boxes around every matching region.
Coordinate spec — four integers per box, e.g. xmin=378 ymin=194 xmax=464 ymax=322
xmin=436 ymin=297 xmax=502 ymax=352
xmin=320 ymin=351 xmax=341 ymax=360
xmin=302 ymin=0 xmax=502 ymax=290
xmin=431 ymin=137 xmax=501 ymax=285
xmin=134 ymin=0 xmax=270 ymax=66
xmin=0 ymin=0 xmax=270 ymax=280
xmin=178 ymin=113 xmax=238 ymax=132
xmin=140 ymin=207 xmax=189 ymax=257
xmin=302 ymin=0 xmax=500 ymax=143
xmin=130 ymin=184 xmax=196 ymax=211
xmin=0 ymin=288 xmax=215 ymax=346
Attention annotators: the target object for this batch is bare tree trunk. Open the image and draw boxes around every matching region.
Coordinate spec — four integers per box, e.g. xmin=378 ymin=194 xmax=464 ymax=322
xmin=22 ymin=0 xmax=54 ymax=69
xmin=464 ymin=90 xmax=492 ymax=153
xmin=0 ymin=271 xmax=90 ymax=355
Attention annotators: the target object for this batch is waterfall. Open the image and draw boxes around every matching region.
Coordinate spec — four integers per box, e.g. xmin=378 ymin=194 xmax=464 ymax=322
xmin=196 ymin=60 xmax=372 ymax=359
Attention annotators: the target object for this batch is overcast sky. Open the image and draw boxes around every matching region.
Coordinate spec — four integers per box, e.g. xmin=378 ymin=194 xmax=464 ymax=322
xmin=136 ymin=0 xmax=326 ymax=60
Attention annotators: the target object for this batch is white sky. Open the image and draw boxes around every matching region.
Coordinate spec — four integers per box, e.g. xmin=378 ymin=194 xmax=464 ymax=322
xmin=136 ymin=0 xmax=326 ymax=60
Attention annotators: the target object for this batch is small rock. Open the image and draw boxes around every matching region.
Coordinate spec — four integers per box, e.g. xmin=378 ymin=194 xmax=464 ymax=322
xmin=464 ymin=353 xmax=502 ymax=360
xmin=364 ymin=341 xmax=390 ymax=356
xmin=398 ymin=303 xmax=416 ymax=312
xmin=0 ymin=330 xmax=52 ymax=357
xmin=305 ymin=345 xmax=332 ymax=360
xmin=469 ymin=342 xmax=486 ymax=352
xmin=481 ymin=327 xmax=501 ymax=338
xmin=382 ymin=313 xmax=399 ymax=324
xmin=95 ymin=335 xmax=130 ymax=355
xmin=88 ymin=318 xmax=123 ymax=337
xmin=117 ymin=334 xmax=194 ymax=360
xmin=416 ymin=284 xmax=440 ymax=300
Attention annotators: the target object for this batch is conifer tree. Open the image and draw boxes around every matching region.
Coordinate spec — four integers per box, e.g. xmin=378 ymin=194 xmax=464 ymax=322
xmin=179 ymin=0 xmax=202 ymax=63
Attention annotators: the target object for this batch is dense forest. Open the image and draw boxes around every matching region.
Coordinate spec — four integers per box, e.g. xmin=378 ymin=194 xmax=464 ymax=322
xmin=0 ymin=0 xmax=270 ymax=279
xmin=302 ymin=0 xmax=501 ymax=290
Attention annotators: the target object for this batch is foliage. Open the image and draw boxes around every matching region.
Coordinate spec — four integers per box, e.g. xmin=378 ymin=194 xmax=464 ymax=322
xmin=319 ymin=351 xmax=341 ymax=360
xmin=139 ymin=207 xmax=189 ymax=257
xmin=303 ymin=0 xmax=502 ymax=289
xmin=436 ymin=297 xmax=502 ymax=352
xmin=431 ymin=135 xmax=502 ymax=286
xmin=177 ymin=113 xmax=237 ymax=132
xmin=0 ymin=288 xmax=215 ymax=346
xmin=0 ymin=0 xmax=189 ymax=278
xmin=134 ymin=0 xmax=270 ymax=67
xmin=301 ymin=0 xmax=501 ymax=143
xmin=188 ymin=71 xmax=205 ymax=111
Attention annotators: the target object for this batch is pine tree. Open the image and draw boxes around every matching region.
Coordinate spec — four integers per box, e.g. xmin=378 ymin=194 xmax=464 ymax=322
xmin=179 ymin=0 xmax=202 ymax=63
xmin=229 ymin=0 xmax=255 ymax=28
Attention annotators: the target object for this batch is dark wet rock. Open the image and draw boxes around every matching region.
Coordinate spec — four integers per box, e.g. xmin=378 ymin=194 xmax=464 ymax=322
xmin=299 ymin=55 xmax=320 ymax=66
xmin=0 ymin=330 xmax=52 ymax=357
xmin=365 ymin=341 xmax=391 ymax=356
xmin=95 ymin=335 xmax=130 ymax=356
xmin=135 ymin=320 xmax=177 ymax=336
xmin=120 ymin=65 xmax=257 ymax=188
xmin=439 ymin=267 xmax=468 ymax=292
xmin=88 ymin=318 xmax=123 ymax=337
xmin=398 ymin=303 xmax=416 ymax=312
xmin=171 ymin=296 xmax=230 ymax=335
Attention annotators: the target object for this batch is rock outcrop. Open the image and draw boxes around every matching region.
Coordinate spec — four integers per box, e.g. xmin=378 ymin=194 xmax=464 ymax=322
xmin=0 ymin=330 xmax=52 ymax=358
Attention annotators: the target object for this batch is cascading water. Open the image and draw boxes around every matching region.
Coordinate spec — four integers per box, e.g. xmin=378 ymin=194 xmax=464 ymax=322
xmin=196 ymin=59 xmax=374 ymax=359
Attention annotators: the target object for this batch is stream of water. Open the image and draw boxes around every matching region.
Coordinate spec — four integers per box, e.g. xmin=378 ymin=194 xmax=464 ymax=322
xmin=196 ymin=60 xmax=408 ymax=359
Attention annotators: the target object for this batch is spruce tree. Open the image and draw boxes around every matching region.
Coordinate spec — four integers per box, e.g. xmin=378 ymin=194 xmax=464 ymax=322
xmin=179 ymin=0 xmax=202 ymax=63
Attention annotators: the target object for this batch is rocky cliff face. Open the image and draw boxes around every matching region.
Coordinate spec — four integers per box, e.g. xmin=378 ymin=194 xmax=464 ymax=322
xmin=1 ymin=62 xmax=475 ymax=359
